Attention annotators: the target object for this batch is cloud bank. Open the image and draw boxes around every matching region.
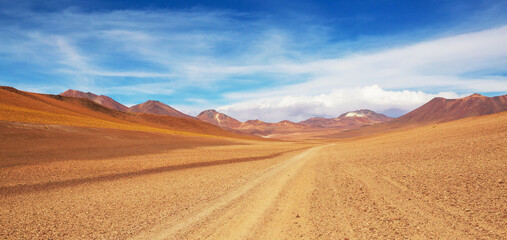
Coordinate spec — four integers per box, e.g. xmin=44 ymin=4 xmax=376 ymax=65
xmin=215 ymin=26 xmax=507 ymax=122
xmin=218 ymin=85 xmax=465 ymax=122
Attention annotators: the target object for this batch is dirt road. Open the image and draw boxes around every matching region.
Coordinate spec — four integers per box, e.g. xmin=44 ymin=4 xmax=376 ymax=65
xmin=132 ymin=145 xmax=326 ymax=239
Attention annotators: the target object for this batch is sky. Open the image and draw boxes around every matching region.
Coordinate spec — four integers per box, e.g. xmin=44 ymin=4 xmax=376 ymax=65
xmin=1 ymin=0 xmax=506 ymax=122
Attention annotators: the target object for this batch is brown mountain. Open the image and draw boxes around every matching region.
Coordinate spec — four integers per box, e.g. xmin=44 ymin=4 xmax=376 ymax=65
xmin=1 ymin=86 xmax=254 ymax=140
xmin=238 ymin=119 xmax=304 ymax=129
xmin=232 ymin=119 xmax=306 ymax=137
xmin=337 ymin=109 xmax=393 ymax=122
xmin=196 ymin=110 xmax=242 ymax=128
xmin=299 ymin=109 xmax=393 ymax=129
xmin=277 ymin=120 xmax=306 ymax=129
xmin=129 ymin=100 xmax=194 ymax=119
xmin=391 ymin=93 xmax=507 ymax=125
xmin=194 ymin=109 xmax=391 ymax=138
xmin=328 ymin=93 xmax=507 ymax=138
xmin=298 ymin=117 xmax=338 ymax=128
xmin=60 ymin=89 xmax=128 ymax=112
xmin=241 ymin=119 xmax=266 ymax=126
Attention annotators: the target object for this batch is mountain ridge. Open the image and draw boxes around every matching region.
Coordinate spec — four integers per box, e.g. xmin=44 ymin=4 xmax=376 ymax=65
xmin=327 ymin=93 xmax=507 ymax=138
xmin=60 ymin=89 xmax=128 ymax=112
xmin=196 ymin=109 xmax=242 ymax=128
xmin=129 ymin=100 xmax=195 ymax=119
xmin=391 ymin=93 xmax=507 ymax=125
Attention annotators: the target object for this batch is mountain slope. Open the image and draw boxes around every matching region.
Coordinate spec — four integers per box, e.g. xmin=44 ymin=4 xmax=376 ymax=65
xmin=299 ymin=109 xmax=393 ymax=128
xmin=60 ymin=89 xmax=128 ymax=112
xmin=337 ymin=109 xmax=393 ymax=122
xmin=0 ymin=86 xmax=254 ymax=139
xmin=328 ymin=93 xmax=507 ymax=138
xmin=298 ymin=117 xmax=338 ymax=128
xmin=196 ymin=110 xmax=242 ymax=128
xmin=392 ymin=93 xmax=507 ymax=125
xmin=193 ymin=109 xmax=392 ymax=139
xmin=129 ymin=100 xmax=194 ymax=119
xmin=61 ymin=89 xmax=196 ymax=119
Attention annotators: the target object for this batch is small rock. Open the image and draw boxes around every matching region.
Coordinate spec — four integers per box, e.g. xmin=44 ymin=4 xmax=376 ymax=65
xmin=498 ymin=179 xmax=504 ymax=184
xmin=296 ymin=214 xmax=300 ymax=218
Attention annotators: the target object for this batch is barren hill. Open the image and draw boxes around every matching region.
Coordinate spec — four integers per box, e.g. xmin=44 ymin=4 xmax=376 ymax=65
xmin=60 ymin=89 xmax=128 ymax=112
xmin=196 ymin=110 xmax=242 ymax=128
xmin=129 ymin=100 xmax=194 ymax=119
xmin=392 ymin=93 xmax=507 ymax=125
xmin=0 ymin=86 xmax=253 ymax=139
xmin=328 ymin=93 xmax=507 ymax=138
xmin=337 ymin=109 xmax=393 ymax=122
xmin=299 ymin=109 xmax=393 ymax=128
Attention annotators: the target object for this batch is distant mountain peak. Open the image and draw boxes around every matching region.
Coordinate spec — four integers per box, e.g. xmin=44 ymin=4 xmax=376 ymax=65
xmin=393 ymin=93 xmax=507 ymax=125
xmin=129 ymin=100 xmax=193 ymax=119
xmin=59 ymin=89 xmax=128 ymax=112
xmin=278 ymin=120 xmax=294 ymax=124
xmin=338 ymin=109 xmax=391 ymax=120
xmin=245 ymin=119 xmax=265 ymax=124
xmin=463 ymin=93 xmax=485 ymax=99
xmin=343 ymin=110 xmax=373 ymax=118
xmin=196 ymin=109 xmax=241 ymax=128
xmin=200 ymin=109 xmax=219 ymax=115
xmin=299 ymin=109 xmax=393 ymax=128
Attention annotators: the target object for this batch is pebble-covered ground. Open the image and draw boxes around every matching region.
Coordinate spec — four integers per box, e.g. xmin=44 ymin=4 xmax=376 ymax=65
xmin=1 ymin=111 xmax=505 ymax=239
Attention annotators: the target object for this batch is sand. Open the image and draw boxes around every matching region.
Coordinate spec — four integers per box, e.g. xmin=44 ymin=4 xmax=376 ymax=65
xmin=1 ymin=106 xmax=506 ymax=239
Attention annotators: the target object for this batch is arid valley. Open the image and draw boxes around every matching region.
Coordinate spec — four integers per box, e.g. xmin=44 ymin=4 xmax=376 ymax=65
xmin=1 ymin=1 xmax=507 ymax=239
xmin=1 ymin=86 xmax=506 ymax=239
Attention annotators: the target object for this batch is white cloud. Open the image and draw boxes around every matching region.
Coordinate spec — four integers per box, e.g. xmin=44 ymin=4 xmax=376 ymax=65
xmin=223 ymin=25 xmax=507 ymax=101
xmin=218 ymin=85 xmax=467 ymax=122
xmin=213 ymin=25 xmax=507 ymax=122
xmin=55 ymin=36 xmax=90 ymax=71
xmin=104 ymin=83 xmax=175 ymax=95
xmin=172 ymin=104 xmax=214 ymax=117
xmin=59 ymin=69 xmax=176 ymax=78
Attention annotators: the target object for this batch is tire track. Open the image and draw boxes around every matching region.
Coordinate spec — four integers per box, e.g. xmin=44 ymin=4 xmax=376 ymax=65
xmin=0 ymin=148 xmax=308 ymax=196
xmin=131 ymin=145 xmax=323 ymax=240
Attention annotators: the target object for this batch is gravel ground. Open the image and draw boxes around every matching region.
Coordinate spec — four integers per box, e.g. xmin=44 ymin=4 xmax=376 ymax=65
xmin=1 ymin=111 xmax=505 ymax=239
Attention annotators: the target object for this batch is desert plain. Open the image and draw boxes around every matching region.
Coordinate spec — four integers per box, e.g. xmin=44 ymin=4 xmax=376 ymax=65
xmin=0 ymin=87 xmax=506 ymax=239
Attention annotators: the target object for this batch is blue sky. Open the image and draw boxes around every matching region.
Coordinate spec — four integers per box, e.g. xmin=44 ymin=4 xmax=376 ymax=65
xmin=1 ymin=0 xmax=506 ymax=121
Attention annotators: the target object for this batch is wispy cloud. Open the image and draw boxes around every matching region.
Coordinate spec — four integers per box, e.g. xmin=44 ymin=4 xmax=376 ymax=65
xmin=213 ymin=25 xmax=507 ymax=121
xmin=224 ymin=25 xmax=507 ymax=98
xmin=105 ymin=83 xmax=176 ymax=95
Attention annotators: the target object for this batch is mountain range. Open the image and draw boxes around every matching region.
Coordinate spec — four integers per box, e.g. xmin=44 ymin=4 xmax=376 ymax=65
xmin=194 ymin=109 xmax=394 ymax=137
xmin=328 ymin=93 xmax=507 ymax=138
xmin=49 ymin=88 xmax=507 ymax=138
xmin=298 ymin=109 xmax=393 ymax=128
xmin=0 ymin=86 xmax=251 ymax=139
xmin=60 ymin=90 xmax=194 ymax=119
